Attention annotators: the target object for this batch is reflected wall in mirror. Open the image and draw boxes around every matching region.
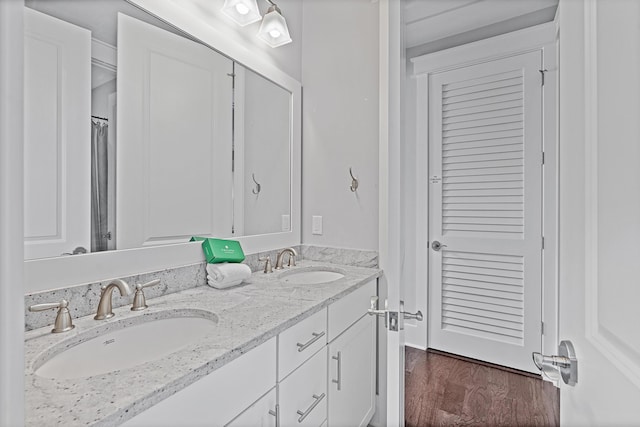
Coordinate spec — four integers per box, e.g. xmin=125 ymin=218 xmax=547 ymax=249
xmin=234 ymin=65 xmax=292 ymax=236
xmin=23 ymin=0 xmax=292 ymax=260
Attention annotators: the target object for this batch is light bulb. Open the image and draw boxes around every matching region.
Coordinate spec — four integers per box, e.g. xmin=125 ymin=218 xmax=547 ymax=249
xmin=221 ymin=0 xmax=261 ymax=26
xmin=257 ymin=5 xmax=292 ymax=47
xmin=235 ymin=3 xmax=249 ymax=15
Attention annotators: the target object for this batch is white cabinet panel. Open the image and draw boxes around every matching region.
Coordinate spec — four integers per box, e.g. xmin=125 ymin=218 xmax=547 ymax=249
xmin=327 ymin=315 xmax=375 ymax=427
xmin=279 ymin=347 xmax=328 ymax=427
xmin=122 ymin=338 xmax=276 ymax=427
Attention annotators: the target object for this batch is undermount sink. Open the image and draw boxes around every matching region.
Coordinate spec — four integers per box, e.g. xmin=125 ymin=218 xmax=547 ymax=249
xmin=35 ymin=311 xmax=218 ymax=379
xmin=279 ymin=267 xmax=346 ymax=285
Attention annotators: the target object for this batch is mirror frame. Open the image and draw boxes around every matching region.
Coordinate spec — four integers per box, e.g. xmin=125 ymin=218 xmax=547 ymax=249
xmin=24 ymin=0 xmax=302 ymax=292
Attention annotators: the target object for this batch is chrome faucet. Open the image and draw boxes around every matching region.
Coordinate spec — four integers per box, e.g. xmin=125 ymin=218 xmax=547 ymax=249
xmin=275 ymin=248 xmax=298 ymax=270
xmin=94 ymin=279 xmax=132 ymax=320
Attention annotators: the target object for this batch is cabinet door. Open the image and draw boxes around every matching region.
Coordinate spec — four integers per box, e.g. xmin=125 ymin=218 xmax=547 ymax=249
xmin=226 ymin=387 xmax=277 ymax=427
xmin=327 ymin=315 xmax=375 ymax=427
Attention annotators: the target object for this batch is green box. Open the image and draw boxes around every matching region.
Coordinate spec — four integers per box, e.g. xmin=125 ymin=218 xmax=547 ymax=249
xmin=190 ymin=236 xmax=207 ymax=242
xmin=201 ymin=238 xmax=245 ymax=264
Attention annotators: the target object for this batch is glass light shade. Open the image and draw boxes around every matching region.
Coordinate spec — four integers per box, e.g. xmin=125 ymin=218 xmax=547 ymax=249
xmin=221 ymin=0 xmax=261 ymax=27
xmin=257 ymin=5 xmax=292 ymax=48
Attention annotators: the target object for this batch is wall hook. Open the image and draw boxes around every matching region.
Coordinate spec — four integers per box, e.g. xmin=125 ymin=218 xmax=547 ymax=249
xmin=349 ymin=167 xmax=359 ymax=192
xmin=252 ymin=173 xmax=261 ymax=195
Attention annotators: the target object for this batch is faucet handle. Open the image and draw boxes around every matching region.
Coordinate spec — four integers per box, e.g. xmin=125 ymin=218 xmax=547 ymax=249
xmin=131 ymin=279 xmax=161 ymax=311
xmin=29 ymin=299 xmax=75 ymax=333
xmin=259 ymin=256 xmax=273 ymax=273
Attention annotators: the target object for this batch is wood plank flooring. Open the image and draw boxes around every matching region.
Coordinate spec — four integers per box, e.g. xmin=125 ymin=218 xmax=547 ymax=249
xmin=405 ymin=348 xmax=559 ymax=427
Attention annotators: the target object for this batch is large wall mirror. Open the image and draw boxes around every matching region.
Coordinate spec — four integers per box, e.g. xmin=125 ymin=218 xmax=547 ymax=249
xmin=23 ymin=0 xmax=301 ymax=291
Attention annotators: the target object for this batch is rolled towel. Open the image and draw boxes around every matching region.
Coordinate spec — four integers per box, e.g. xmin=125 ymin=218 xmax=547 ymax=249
xmin=206 ymin=263 xmax=252 ymax=289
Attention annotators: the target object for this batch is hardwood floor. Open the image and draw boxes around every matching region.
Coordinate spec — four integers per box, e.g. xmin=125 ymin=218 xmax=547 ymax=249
xmin=405 ymin=348 xmax=559 ymax=427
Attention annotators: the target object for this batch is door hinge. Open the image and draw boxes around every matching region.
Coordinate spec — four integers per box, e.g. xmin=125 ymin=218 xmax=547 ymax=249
xmin=541 ymin=321 xmax=545 ymax=335
xmin=539 ymin=69 xmax=548 ymax=86
xmin=541 ymin=151 xmax=545 ymax=165
xmin=542 ymin=236 xmax=545 ymax=250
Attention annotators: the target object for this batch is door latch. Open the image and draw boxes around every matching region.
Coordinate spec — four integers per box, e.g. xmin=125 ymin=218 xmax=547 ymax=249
xmin=532 ymin=340 xmax=578 ymax=386
xmin=368 ymin=297 xmax=423 ymax=331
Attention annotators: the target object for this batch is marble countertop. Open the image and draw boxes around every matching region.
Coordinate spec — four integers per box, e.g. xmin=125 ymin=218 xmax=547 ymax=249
xmin=24 ymin=261 xmax=382 ymax=426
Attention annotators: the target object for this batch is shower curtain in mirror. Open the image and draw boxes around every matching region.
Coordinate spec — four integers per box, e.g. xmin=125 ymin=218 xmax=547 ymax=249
xmin=91 ymin=120 xmax=109 ymax=252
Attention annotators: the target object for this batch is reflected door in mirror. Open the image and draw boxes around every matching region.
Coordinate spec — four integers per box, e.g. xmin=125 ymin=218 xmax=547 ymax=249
xmin=24 ymin=8 xmax=91 ymax=259
xmin=116 ymin=14 xmax=233 ymax=249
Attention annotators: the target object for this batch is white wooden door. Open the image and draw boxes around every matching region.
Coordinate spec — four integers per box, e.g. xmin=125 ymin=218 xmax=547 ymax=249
xmin=23 ymin=8 xmax=91 ymax=259
xmin=558 ymin=0 xmax=640 ymax=424
xmin=428 ymin=51 xmax=543 ymax=373
xmin=117 ymin=13 xmax=233 ymax=249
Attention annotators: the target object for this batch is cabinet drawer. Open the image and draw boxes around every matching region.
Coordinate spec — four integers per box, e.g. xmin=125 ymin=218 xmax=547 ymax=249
xmin=328 ymin=280 xmax=376 ymax=342
xmin=122 ymin=337 xmax=276 ymax=427
xmin=278 ymin=308 xmax=327 ymax=381
xmin=279 ymin=347 xmax=328 ymax=427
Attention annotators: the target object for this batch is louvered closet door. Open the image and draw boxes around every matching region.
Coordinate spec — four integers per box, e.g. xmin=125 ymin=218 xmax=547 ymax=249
xmin=428 ymin=51 xmax=542 ymax=373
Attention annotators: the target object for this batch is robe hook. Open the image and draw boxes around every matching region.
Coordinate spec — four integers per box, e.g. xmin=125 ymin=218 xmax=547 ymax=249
xmin=252 ymin=173 xmax=261 ymax=195
xmin=349 ymin=167 xmax=359 ymax=192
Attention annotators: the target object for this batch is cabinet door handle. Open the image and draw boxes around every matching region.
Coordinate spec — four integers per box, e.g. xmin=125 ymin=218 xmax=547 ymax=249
xmin=296 ymin=393 xmax=325 ymax=423
xmin=296 ymin=331 xmax=325 ymax=352
xmin=268 ymin=403 xmax=280 ymax=427
xmin=331 ymin=351 xmax=342 ymax=391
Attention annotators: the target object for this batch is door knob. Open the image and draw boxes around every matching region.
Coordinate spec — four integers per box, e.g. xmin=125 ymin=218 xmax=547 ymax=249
xmin=532 ymin=340 xmax=578 ymax=386
xmin=431 ymin=241 xmax=447 ymax=251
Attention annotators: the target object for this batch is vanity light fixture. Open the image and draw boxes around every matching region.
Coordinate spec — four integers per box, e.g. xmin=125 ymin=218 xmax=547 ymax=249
xmin=257 ymin=0 xmax=292 ymax=48
xmin=221 ymin=0 xmax=262 ymax=26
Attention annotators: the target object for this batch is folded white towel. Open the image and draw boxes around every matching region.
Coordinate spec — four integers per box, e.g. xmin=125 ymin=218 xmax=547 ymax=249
xmin=206 ymin=263 xmax=252 ymax=289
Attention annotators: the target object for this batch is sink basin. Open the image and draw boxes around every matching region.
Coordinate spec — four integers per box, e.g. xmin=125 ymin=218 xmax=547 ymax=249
xmin=279 ymin=267 xmax=345 ymax=285
xmin=35 ymin=312 xmax=217 ymax=379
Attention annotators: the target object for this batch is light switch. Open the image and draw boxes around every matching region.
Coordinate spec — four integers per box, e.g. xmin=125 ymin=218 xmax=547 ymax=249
xmin=281 ymin=214 xmax=291 ymax=231
xmin=312 ymin=216 xmax=323 ymax=235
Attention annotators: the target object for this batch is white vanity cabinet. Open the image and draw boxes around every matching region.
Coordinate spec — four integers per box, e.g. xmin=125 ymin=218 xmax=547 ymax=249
xmin=122 ymin=280 xmax=376 ymax=427
xmin=326 ymin=280 xmax=377 ymax=427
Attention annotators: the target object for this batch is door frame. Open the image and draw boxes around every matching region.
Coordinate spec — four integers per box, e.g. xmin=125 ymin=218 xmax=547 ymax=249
xmin=0 ymin=1 xmax=25 ymax=425
xmin=409 ymin=21 xmax=559 ymax=365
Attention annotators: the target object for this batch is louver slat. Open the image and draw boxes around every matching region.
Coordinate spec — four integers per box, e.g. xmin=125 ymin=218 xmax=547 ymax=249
xmin=441 ymin=70 xmax=525 ymax=239
xmin=441 ymin=251 xmax=525 ymax=345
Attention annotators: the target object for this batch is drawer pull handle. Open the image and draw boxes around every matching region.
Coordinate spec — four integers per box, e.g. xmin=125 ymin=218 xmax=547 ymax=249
xmin=296 ymin=393 xmax=325 ymax=423
xmin=332 ymin=351 xmax=342 ymax=391
xmin=296 ymin=331 xmax=325 ymax=352
xmin=268 ymin=404 xmax=280 ymax=427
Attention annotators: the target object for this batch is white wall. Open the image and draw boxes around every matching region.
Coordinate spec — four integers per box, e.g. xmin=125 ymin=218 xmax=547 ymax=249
xmin=301 ymin=0 xmax=379 ymax=251
xmin=91 ymin=78 xmax=116 ymax=119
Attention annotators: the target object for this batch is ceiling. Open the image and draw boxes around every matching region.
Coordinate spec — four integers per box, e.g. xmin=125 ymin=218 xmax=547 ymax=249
xmin=404 ymin=0 xmax=558 ymax=56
